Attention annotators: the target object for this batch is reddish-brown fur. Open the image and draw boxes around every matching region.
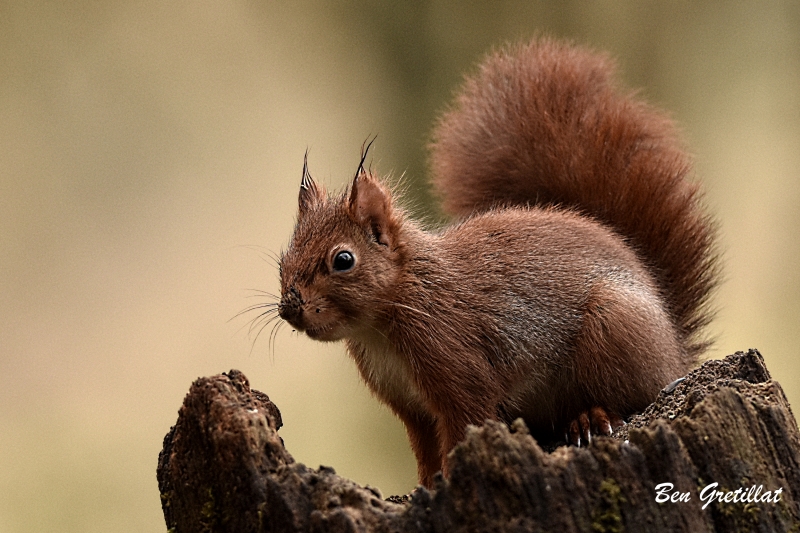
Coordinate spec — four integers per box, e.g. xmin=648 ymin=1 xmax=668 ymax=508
xmin=431 ymin=38 xmax=718 ymax=358
xmin=277 ymin=38 xmax=718 ymax=488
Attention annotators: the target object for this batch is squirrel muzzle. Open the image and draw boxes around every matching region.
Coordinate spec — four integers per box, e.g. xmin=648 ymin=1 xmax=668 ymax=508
xmin=277 ymin=286 xmax=304 ymax=330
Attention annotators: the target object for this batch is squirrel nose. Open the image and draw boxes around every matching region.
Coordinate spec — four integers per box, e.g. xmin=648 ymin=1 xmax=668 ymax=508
xmin=278 ymin=286 xmax=303 ymax=326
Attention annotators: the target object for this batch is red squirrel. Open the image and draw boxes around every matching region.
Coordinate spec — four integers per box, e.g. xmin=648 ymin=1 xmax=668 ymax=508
xmin=276 ymin=38 xmax=718 ymax=488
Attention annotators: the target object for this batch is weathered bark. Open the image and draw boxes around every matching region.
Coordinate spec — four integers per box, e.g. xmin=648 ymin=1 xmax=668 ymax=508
xmin=157 ymin=350 xmax=800 ymax=532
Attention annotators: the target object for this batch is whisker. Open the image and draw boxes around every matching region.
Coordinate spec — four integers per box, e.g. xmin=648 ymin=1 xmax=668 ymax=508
xmin=248 ymin=312 xmax=280 ymax=337
xmin=371 ymin=297 xmax=433 ymax=320
xmin=235 ymin=307 xmax=277 ymax=340
xmin=241 ymin=243 xmax=281 ymax=260
xmin=268 ymin=320 xmax=286 ymax=362
xmin=365 ymin=322 xmax=390 ymax=343
xmin=251 ymin=314 xmax=282 ymax=357
xmin=244 ymin=288 xmax=281 ymax=299
xmin=230 ymin=303 xmax=279 ymax=323
xmin=236 ymin=244 xmax=281 ymax=263
xmin=233 ymin=309 xmax=272 ymax=337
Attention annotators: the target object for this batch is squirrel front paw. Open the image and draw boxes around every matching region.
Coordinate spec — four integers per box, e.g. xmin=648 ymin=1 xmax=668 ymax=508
xmin=565 ymin=407 xmax=624 ymax=446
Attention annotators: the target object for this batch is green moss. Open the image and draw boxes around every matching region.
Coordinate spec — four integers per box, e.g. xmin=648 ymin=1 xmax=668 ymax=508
xmin=200 ymin=486 xmax=216 ymax=529
xmin=781 ymin=498 xmax=800 ymax=532
xmin=160 ymin=491 xmax=172 ymax=508
xmin=715 ymin=495 xmax=760 ymax=532
xmin=591 ymin=478 xmax=626 ymax=533
xmin=706 ymin=483 xmax=797 ymax=532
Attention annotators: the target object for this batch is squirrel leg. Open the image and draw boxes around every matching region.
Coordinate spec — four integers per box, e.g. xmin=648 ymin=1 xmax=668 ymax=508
xmin=564 ymin=279 xmax=684 ymax=448
xmin=435 ymin=401 xmax=499 ymax=479
xmin=412 ymin=347 xmax=501 ymax=483
xmin=395 ymin=409 xmax=443 ymax=488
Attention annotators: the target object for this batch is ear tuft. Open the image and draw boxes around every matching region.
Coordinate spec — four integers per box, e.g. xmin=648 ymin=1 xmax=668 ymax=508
xmin=354 ymin=135 xmax=377 ymax=181
xmin=299 ymin=151 xmax=324 ymax=215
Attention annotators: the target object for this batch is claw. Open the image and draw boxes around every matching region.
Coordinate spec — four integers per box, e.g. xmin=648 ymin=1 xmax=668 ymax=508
xmin=566 ymin=407 xmax=624 ymax=446
xmin=579 ymin=411 xmax=591 ymax=444
xmin=567 ymin=418 xmax=581 ymax=446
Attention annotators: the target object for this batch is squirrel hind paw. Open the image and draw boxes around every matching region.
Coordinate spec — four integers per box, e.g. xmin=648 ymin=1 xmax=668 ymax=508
xmin=565 ymin=407 xmax=624 ymax=447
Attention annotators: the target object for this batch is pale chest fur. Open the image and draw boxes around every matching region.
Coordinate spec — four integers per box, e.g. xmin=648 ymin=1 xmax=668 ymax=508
xmin=347 ymin=329 xmax=425 ymax=413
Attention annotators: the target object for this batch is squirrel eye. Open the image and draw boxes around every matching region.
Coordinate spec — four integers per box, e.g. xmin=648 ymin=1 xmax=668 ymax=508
xmin=332 ymin=250 xmax=355 ymax=272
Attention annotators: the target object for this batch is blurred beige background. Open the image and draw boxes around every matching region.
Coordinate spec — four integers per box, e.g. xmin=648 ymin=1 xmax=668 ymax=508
xmin=1 ymin=2 xmax=798 ymax=531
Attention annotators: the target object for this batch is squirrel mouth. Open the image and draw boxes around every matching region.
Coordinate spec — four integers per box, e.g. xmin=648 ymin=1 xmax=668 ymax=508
xmin=304 ymin=326 xmax=324 ymax=338
xmin=280 ymin=312 xmax=340 ymax=341
xmin=304 ymin=323 xmax=341 ymax=341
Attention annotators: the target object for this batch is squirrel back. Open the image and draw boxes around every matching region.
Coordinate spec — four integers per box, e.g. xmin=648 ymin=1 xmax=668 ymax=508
xmin=430 ymin=38 xmax=718 ymax=360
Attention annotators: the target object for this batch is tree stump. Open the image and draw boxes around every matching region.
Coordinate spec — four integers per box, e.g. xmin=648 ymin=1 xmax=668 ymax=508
xmin=157 ymin=349 xmax=800 ymax=532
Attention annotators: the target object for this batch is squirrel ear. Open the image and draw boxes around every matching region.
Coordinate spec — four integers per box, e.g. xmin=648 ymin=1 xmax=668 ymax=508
xmin=298 ymin=151 xmax=324 ymax=215
xmin=348 ymin=170 xmax=395 ymax=249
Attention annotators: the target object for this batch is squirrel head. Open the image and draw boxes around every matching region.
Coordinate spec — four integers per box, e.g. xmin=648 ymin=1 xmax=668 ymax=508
xmin=278 ymin=148 xmax=407 ymax=342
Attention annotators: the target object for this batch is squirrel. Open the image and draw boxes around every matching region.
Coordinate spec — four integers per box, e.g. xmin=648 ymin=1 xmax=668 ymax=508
xmin=276 ymin=38 xmax=718 ymax=488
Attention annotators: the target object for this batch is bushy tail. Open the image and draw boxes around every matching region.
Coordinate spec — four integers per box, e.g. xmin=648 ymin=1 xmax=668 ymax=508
xmin=429 ymin=38 xmax=718 ymax=358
